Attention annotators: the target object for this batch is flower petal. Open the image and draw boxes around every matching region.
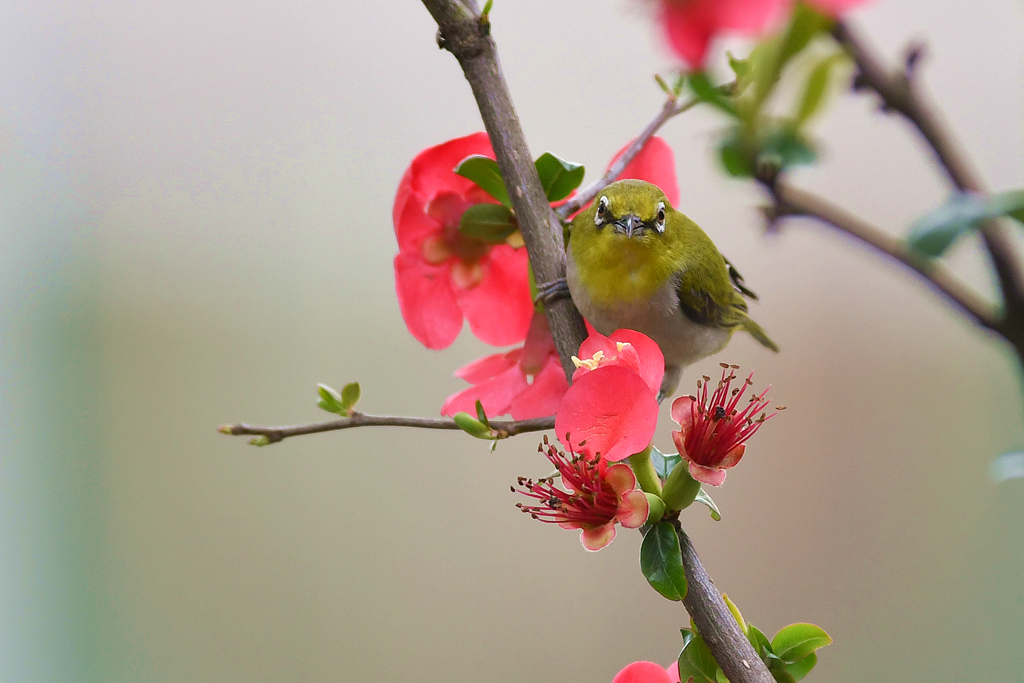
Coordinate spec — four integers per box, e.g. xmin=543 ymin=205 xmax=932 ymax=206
xmin=509 ymin=357 xmax=569 ymax=420
xmin=718 ymin=443 xmax=745 ymax=469
xmin=406 ymin=132 xmax=494 ymax=200
xmin=580 ymin=523 xmax=617 ymax=552
xmin=394 ymin=252 xmax=463 ymax=349
xmin=453 ymin=348 xmax=522 ymax=384
xmin=688 ymin=461 xmax=728 ymax=487
xmin=617 ymin=489 xmax=650 ymax=529
xmin=440 ymin=362 xmax=528 ymax=417
xmin=603 ymin=463 xmax=639 ymax=495
xmin=457 ymin=244 xmax=533 ymax=346
xmin=520 ymin=312 xmax=557 ymax=375
xmin=609 ymin=329 xmax=665 ymax=394
xmin=611 ymin=661 xmax=676 ymax=683
xmin=670 ymin=395 xmax=696 ymax=427
xmin=556 ymin=365 xmax=659 ymax=462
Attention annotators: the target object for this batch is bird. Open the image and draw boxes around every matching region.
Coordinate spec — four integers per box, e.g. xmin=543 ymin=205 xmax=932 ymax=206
xmin=543 ymin=178 xmax=778 ymax=399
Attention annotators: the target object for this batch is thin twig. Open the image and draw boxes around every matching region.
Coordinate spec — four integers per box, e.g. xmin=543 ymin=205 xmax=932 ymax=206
xmin=220 ymin=412 xmax=555 ymax=444
xmin=834 ymin=20 xmax=1024 ymax=336
xmin=672 ymin=518 xmax=776 ymax=683
xmin=769 ymin=180 xmax=1003 ymax=334
xmin=557 ymin=87 xmax=728 ymax=219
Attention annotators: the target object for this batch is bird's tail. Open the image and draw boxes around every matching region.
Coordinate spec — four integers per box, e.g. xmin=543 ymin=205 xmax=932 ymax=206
xmin=741 ymin=318 xmax=780 ymax=353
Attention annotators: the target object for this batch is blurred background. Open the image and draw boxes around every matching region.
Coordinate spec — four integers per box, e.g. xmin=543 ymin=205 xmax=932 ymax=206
xmin=2 ymin=0 xmax=1023 ymax=681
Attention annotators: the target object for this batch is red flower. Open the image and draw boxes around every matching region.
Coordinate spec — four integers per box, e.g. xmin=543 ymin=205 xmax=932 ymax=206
xmin=555 ymin=330 xmax=664 ymax=463
xmin=441 ymin=312 xmax=568 ymax=420
xmin=609 ymin=136 xmax=681 ymax=208
xmin=515 ymin=438 xmax=649 ymax=551
xmin=393 ymin=132 xmax=533 ymax=349
xmin=611 ymin=661 xmax=680 ymax=683
xmin=655 ymin=0 xmax=869 ymax=68
xmin=671 ymin=364 xmax=780 ymax=486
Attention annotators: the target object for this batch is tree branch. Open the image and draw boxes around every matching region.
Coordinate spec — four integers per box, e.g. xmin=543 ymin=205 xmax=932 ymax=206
xmin=833 ymin=20 xmax=1024 ymax=337
xmin=672 ymin=519 xmax=776 ymax=683
xmin=768 ymin=180 xmax=1004 ymax=334
xmin=220 ymin=412 xmax=554 ymax=445
xmin=420 ymin=0 xmax=587 ymax=379
xmin=557 ymin=93 xmax=703 ymax=219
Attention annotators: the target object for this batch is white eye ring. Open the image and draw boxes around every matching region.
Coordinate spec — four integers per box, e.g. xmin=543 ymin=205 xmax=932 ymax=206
xmin=595 ymin=196 xmax=609 ymax=225
xmin=655 ymin=201 xmax=666 ymax=233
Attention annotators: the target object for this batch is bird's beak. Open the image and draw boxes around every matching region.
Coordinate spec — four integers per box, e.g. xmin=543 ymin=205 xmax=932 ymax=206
xmin=614 ymin=213 xmax=643 ymax=238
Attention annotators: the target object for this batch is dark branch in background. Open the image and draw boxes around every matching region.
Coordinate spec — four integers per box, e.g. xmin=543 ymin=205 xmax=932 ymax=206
xmin=419 ymin=0 xmax=587 ymax=380
xmin=767 ymin=181 xmax=1003 ymax=333
xmin=672 ymin=519 xmax=776 ymax=683
xmin=832 ymin=20 xmax=1024 ymax=346
xmin=220 ymin=413 xmax=554 ymax=445
xmin=418 ymin=3 xmax=775 ymax=683
xmin=557 ymin=93 xmax=706 ymax=219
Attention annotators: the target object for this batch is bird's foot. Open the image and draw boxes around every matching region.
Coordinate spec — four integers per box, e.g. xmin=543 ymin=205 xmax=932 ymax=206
xmin=534 ymin=277 xmax=571 ymax=306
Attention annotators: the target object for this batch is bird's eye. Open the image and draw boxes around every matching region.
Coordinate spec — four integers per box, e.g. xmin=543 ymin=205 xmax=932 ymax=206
xmin=595 ymin=196 xmax=609 ymax=226
xmin=655 ymin=202 xmax=666 ymax=233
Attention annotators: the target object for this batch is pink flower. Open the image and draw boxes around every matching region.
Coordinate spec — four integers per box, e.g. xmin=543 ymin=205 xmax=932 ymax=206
xmin=441 ymin=312 xmax=568 ymax=420
xmin=393 ymin=132 xmax=533 ymax=349
xmin=515 ymin=438 xmax=649 ymax=551
xmin=655 ymin=0 xmax=869 ymax=68
xmin=555 ymin=330 xmax=664 ymax=463
xmin=671 ymin=364 xmax=780 ymax=486
xmin=611 ymin=661 xmax=681 ymax=683
xmin=609 ymin=136 xmax=681 ymax=208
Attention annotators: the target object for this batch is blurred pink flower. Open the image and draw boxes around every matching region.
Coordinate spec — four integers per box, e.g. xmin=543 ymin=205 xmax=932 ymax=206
xmin=611 ymin=660 xmax=681 ymax=683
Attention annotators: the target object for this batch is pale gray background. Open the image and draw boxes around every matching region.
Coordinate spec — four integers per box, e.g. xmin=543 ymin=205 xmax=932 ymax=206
xmin=2 ymin=0 xmax=1024 ymax=681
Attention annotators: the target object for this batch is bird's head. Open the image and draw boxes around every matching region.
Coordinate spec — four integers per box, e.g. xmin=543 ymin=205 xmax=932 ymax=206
xmin=587 ymin=179 xmax=672 ymax=242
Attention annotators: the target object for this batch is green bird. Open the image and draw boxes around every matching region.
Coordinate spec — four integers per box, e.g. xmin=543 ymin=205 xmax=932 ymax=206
xmin=558 ymin=179 xmax=779 ymax=398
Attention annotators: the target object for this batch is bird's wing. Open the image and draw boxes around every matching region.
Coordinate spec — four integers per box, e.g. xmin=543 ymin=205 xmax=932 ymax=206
xmin=724 ymin=257 xmax=758 ymax=301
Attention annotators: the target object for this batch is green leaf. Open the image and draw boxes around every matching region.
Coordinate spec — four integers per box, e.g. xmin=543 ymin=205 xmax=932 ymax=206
xmin=474 ymin=399 xmax=491 ymax=429
xmin=339 ymin=382 xmax=361 ymax=415
xmin=905 ymin=191 xmax=1021 ymax=258
xmin=317 ymin=384 xmax=344 ymax=414
xmin=640 ymin=522 xmax=688 ymax=601
xmin=534 ymin=152 xmax=585 ymax=202
xmin=748 ymin=4 xmax=831 ymax=111
xmin=767 ymin=660 xmax=798 ymax=683
xmin=785 ymin=652 xmax=818 ymax=682
xmin=794 ymin=52 xmax=846 ymax=125
xmin=458 ymin=203 xmax=518 ymax=243
xmin=771 ymin=623 xmax=833 ymax=663
xmin=759 ymin=126 xmax=817 ymax=170
xmin=682 ymin=631 xmax=719 ymax=683
xmin=452 ymin=412 xmax=494 ymax=440
xmin=748 ymin=624 xmax=773 ymax=659
xmin=718 ymin=131 xmax=755 ymax=178
xmin=650 ymin=445 xmax=682 ymax=481
xmin=694 ymin=487 xmax=722 ymax=521
xmin=248 ymin=435 xmax=270 ymax=447
xmin=454 ymin=155 xmax=511 ymax=206
xmin=688 ymin=72 xmax=738 ymax=117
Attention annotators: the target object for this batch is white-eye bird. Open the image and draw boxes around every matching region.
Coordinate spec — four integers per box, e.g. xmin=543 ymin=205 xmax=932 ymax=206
xmin=550 ymin=179 xmax=778 ymax=399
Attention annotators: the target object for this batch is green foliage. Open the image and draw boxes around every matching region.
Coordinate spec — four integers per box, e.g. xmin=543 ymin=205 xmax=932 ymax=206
xmin=694 ymin=487 xmax=722 ymax=521
xmin=650 ymin=445 xmax=682 ymax=481
xmin=248 ymin=435 xmax=270 ymax=447
xmin=458 ymin=203 xmax=518 ymax=243
xmin=455 ymin=155 xmax=511 ymax=206
xmin=907 ymin=190 xmax=1024 ymax=258
xmin=639 ymin=522 xmax=688 ymax=601
xmin=534 ymin=152 xmax=585 ymax=202
xmin=318 ymin=382 xmax=361 ymax=417
xmin=794 ymin=52 xmax=846 ymax=125
xmin=677 ymin=629 xmax=719 ymax=683
xmin=452 ymin=412 xmax=494 ymax=440
xmin=771 ymin=623 xmax=833 ymax=662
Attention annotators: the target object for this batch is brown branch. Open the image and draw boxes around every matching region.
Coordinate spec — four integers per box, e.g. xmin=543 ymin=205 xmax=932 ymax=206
xmin=219 ymin=412 xmax=554 ymax=445
xmin=672 ymin=519 xmax=776 ymax=683
xmin=420 ymin=0 xmax=587 ymax=380
xmin=769 ymin=180 xmax=1004 ymax=334
xmin=557 ymin=94 xmax=700 ymax=219
xmin=833 ymin=20 xmax=1024 ymax=337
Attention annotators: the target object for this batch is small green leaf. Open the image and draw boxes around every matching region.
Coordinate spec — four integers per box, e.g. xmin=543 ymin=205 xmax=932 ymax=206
xmin=748 ymin=624 xmax=773 ymax=659
xmin=688 ymin=72 xmax=738 ymax=117
xmin=317 ymin=384 xmax=344 ymax=414
xmin=719 ymin=136 xmax=755 ymax=178
xmin=723 ymin=594 xmax=747 ymax=635
xmin=694 ymin=487 xmax=722 ymax=521
xmin=650 ymin=445 xmax=682 ymax=481
xmin=474 ymin=399 xmax=491 ymax=429
xmin=640 ymin=522 xmax=688 ymax=601
xmin=759 ymin=126 xmax=817 ymax=170
xmin=655 ymin=73 xmax=672 ymax=96
xmin=784 ymin=652 xmax=818 ymax=682
xmin=454 ymin=155 xmax=511 ymax=206
xmin=907 ymin=192 xmax=993 ymax=258
xmin=458 ymin=203 xmax=518 ymax=243
xmin=682 ymin=631 xmax=720 ymax=683
xmin=534 ymin=152 xmax=585 ymax=202
xmin=248 ymin=435 xmax=270 ymax=447
xmin=452 ymin=412 xmax=494 ymax=440
xmin=767 ymin=660 xmax=798 ymax=683
xmin=339 ymin=382 xmax=361 ymax=415
xmin=771 ymin=623 xmax=833 ymax=663
xmin=794 ymin=52 xmax=846 ymax=125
